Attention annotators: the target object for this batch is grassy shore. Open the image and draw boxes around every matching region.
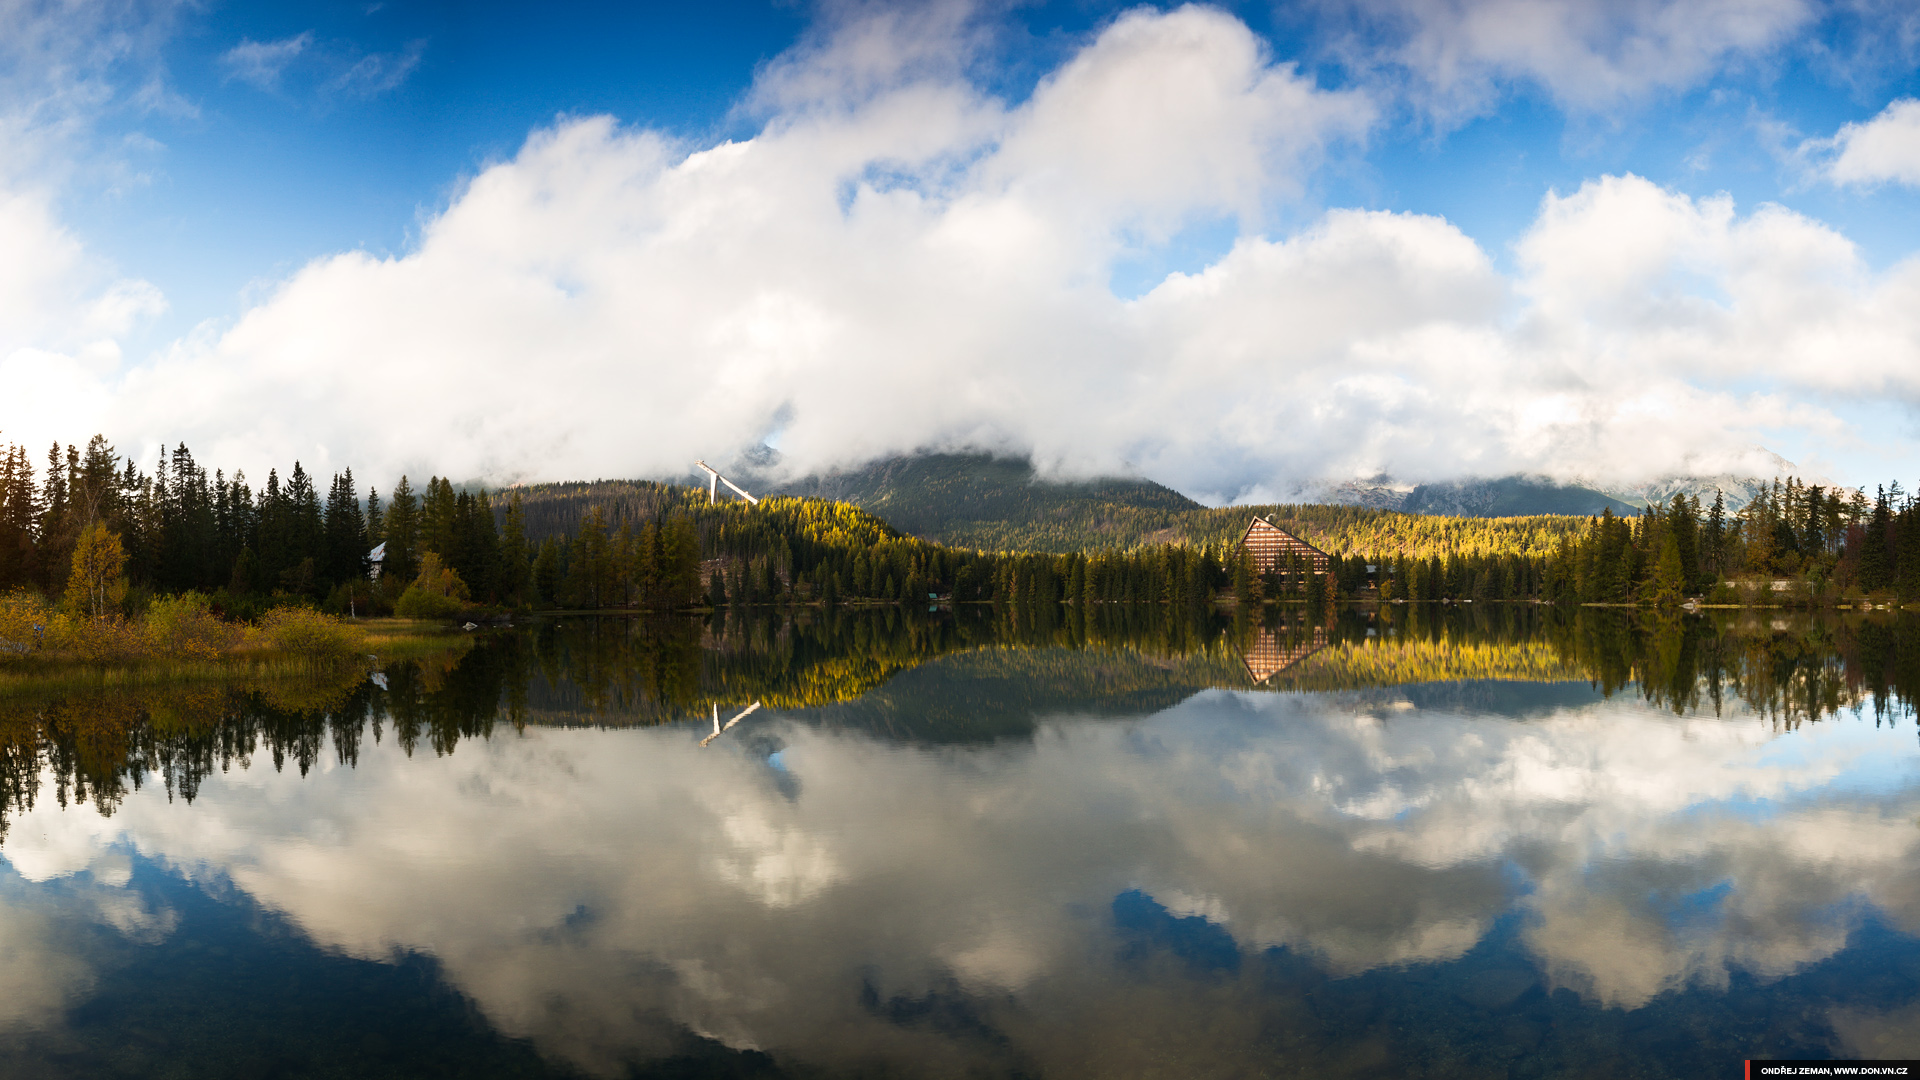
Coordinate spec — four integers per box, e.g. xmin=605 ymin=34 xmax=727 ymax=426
xmin=0 ymin=614 xmax=472 ymax=698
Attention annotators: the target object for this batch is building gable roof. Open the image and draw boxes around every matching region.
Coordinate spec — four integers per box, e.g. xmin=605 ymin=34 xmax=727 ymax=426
xmin=1238 ymin=516 xmax=1330 ymax=559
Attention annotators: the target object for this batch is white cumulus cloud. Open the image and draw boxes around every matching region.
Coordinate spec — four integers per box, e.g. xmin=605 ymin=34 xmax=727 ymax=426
xmin=1825 ymin=97 xmax=1920 ymax=186
xmin=0 ymin=189 xmax=163 ymax=457
xmin=10 ymin=2 xmax=1920 ymax=495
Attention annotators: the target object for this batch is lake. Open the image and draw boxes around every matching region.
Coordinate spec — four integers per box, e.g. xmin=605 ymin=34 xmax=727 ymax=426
xmin=1 ymin=605 xmax=1917 ymax=1078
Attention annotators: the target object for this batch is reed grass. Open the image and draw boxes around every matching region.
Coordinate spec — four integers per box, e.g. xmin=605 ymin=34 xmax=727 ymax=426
xmin=0 ymin=617 xmax=471 ymax=698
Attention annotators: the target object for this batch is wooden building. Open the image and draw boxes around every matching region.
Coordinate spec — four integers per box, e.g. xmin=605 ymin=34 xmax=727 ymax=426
xmin=1238 ymin=517 xmax=1332 ymax=577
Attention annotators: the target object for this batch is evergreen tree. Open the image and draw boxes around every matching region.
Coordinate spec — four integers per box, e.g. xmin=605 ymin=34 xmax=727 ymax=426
xmin=1860 ymin=488 xmax=1892 ymax=592
xmin=223 ymin=470 xmax=257 ymax=590
xmin=384 ymin=476 xmax=421 ymax=585
xmin=0 ymin=444 xmax=36 ymax=588
xmin=563 ymin=508 xmax=613 ymax=608
xmin=497 ymin=492 xmax=533 ymax=608
xmin=421 ymin=477 xmax=458 ymax=560
xmin=35 ymin=442 xmax=68 ymax=591
xmin=364 ymin=486 xmax=384 ymax=547
xmin=532 ymin=536 xmax=561 ymax=606
xmin=1648 ymin=531 xmax=1687 ymax=606
xmin=286 ymin=463 xmax=323 ymax=581
xmin=1704 ymin=489 xmax=1727 ymax=577
xmin=450 ymin=491 xmax=499 ymax=599
xmin=324 ymin=470 xmax=367 ymax=588
xmin=1667 ymin=492 xmax=1699 ymax=589
xmin=74 ymin=436 xmax=119 ymax=530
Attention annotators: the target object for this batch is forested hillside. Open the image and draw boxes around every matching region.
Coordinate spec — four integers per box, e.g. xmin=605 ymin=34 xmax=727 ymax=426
xmin=511 ymin=456 xmax=1687 ymax=563
xmin=940 ymin=501 xmax=1589 ymax=560
xmin=735 ymin=452 xmax=1588 ymax=558
xmin=771 ymin=453 xmax=1202 ymax=540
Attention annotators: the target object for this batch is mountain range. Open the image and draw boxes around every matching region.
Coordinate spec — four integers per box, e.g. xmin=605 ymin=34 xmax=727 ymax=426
xmin=1290 ymin=460 xmax=1793 ymax=518
xmin=576 ymin=449 xmax=1815 ymax=557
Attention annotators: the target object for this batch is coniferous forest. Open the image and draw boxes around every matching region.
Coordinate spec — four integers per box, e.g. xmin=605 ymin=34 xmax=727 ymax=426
xmin=4 ymin=435 xmax=1920 ymax=642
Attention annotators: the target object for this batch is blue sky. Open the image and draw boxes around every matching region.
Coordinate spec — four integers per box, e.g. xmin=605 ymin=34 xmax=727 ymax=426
xmin=10 ymin=0 xmax=1920 ymax=495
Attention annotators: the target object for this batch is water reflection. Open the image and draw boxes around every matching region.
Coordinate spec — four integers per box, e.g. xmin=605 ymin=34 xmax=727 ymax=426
xmin=0 ymin=606 xmax=1915 ymax=1077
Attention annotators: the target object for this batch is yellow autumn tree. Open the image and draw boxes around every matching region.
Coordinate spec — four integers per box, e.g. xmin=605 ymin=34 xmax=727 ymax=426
xmin=67 ymin=522 xmax=128 ymax=621
xmin=394 ymin=551 xmax=470 ymax=619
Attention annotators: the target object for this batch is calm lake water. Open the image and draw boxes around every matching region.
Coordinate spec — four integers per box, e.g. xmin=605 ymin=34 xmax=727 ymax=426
xmin=2 ymin=605 xmax=1918 ymax=1078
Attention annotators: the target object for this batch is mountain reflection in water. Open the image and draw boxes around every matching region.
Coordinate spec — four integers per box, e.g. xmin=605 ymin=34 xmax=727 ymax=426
xmin=0 ymin=605 xmax=1917 ymax=1078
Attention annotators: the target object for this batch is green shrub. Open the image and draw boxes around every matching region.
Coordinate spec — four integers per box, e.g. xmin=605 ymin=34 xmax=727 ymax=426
xmin=259 ymin=606 xmax=361 ymax=656
xmin=394 ymin=584 xmax=464 ymax=620
xmin=143 ymin=592 xmax=237 ymax=657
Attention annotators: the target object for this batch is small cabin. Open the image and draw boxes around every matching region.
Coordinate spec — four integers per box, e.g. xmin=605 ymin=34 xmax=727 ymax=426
xmin=1237 ymin=517 xmax=1332 ymax=577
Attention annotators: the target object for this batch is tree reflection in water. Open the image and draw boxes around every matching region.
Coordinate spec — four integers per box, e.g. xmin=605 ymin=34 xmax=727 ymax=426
xmin=3 ymin=606 xmax=1919 ymax=842
xmin=0 ymin=605 xmax=1917 ymax=1076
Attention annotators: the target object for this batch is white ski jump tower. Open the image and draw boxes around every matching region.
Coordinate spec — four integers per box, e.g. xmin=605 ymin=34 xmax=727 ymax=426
xmin=694 ymin=460 xmax=759 ymax=505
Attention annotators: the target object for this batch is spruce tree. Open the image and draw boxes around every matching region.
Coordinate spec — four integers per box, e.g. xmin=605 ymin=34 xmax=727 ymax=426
xmin=324 ymin=470 xmax=367 ymax=588
xmin=36 ymin=442 xmax=68 ymax=591
xmin=257 ymin=468 xmax=289 ymax=586
xmin=0 ymin=444 xmax=35 ymax=588
xmin=1859 ymin=488 xmax=1892 ymax=592
xmin=497 ymin=492 xmax=532 ymax=608
xmin=421 ymin=477 xmax=458 ymax=560
xmin=1648 ymin=531 xmax=1687 ymax=606
xmin=364 ymin=486 xmax=384 ymax=547
xmin=285 ymin=463 xmax=323 ymax=583
xmin=384 ymin=476 xmax=421 ymax=585
xmin=532 ymin=536 xmax=560 ymax=606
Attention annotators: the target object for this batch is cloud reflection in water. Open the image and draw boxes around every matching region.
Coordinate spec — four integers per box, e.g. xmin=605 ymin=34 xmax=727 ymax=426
xmin=0 ymin=682 xmax=1916 ymax=1073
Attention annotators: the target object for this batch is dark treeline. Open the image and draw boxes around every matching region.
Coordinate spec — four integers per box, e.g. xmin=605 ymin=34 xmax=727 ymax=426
xmin=7 ymin=434 xmax=1916 ymax=620
xmin=1535 ymin=478 xmax=1911 ymax=605
xmin=0 ymin=436 xmax=706 ymax=617
xmin=0 ymin=436 xmax=1236 ymax=616
xmin=0 ymin=436 xmax=384 ymax=607
xmin=1333 ymin=478 xmax=1919 ymax=606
